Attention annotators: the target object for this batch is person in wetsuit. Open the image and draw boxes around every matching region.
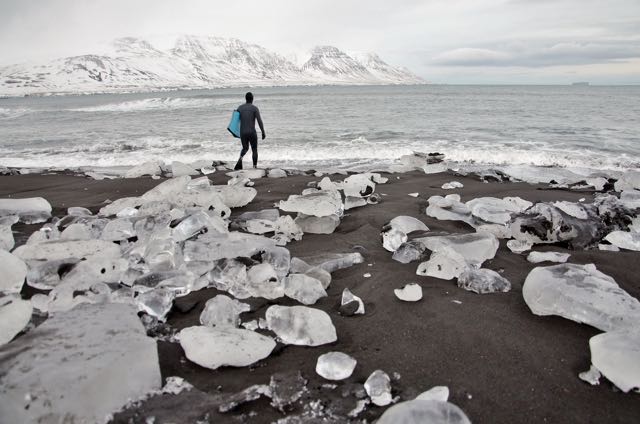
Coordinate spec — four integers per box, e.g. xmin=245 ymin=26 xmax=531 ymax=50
xmin=234 ymin=92 xmax=266 ymax=170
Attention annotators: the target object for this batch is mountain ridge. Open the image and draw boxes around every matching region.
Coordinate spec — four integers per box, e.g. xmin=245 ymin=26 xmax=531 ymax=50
xmin=0 ymin=35 xmax=424 ymax=96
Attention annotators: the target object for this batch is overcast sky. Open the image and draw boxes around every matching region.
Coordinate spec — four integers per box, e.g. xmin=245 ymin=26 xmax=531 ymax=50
xmin=1 ymin=0 xmax=638 ymax=84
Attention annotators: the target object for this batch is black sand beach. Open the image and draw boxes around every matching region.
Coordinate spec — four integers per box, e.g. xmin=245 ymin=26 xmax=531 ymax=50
xmin=1 ymin=169 xmax=639 ymax=423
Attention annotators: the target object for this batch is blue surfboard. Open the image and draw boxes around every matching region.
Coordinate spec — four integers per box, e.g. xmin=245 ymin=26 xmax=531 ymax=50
xmin=227 ymin=110 xmax=241 ymax=138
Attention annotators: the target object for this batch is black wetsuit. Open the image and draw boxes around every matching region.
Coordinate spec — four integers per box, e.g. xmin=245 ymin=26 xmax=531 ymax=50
xmin=234 ymin=102 xmax=265 ymax=170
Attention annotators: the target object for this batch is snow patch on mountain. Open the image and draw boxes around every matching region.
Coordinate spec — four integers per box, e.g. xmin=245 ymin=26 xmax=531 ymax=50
xmin=0 ymin=35 xmax=424 ymax=96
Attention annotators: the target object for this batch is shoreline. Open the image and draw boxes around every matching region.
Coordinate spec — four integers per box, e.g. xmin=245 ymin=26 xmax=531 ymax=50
xmin=1 ymin=167 xmax=639 ymax=423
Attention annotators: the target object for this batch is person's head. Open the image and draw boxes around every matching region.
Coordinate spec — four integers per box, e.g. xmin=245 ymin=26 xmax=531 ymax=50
xmin=245 ymin=92 xmax=253 ymax=103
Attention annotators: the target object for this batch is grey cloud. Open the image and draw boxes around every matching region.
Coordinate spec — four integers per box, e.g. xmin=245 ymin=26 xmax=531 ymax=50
xmin=432 ymin=39 xmax=640 ymax=67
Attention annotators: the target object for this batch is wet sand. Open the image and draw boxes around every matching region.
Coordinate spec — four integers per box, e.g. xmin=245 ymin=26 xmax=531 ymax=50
xmin=1 ymin=170 xmax=638 ymax=423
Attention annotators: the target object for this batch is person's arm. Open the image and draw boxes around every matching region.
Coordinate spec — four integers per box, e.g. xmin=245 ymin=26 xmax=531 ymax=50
xmin=256 ymin=107 xmax=265 ymax=139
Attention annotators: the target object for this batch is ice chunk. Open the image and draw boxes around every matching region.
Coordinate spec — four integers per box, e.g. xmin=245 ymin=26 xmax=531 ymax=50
xmin=179 ymin=326 xmax=275 ymax=370
xmin=14 ymin=239 xmax=120 ymax=262
xmin=442 ymin=181 xmax=463 ymax=190
xmin=364 ymin=370 xmax=392 ymax=406
xmin=98 ymin=196 xmax=142 ymax=217
xmin=527 ymin=251 xmax=571 ymax=263
xmin=604 ymin=231 xmax=640 ymax=251
xmin=305 ymin=266 xmax=332 ymax=290
xmin=184 ymin=232 xmax=276 ymax=262
xmin=226 ymin=168 xmax=266 ymax=179
xmin=457 ymin=268 xmax=511 ymax=294
xmin=382 ymin=227 xmax=408 ymax=252
xmin=171 ymin=161 xmax=199 ymax=177
xmin=60 ymin=222 xmax=94 ymax=240
xmin=101 ymin=218 xmax=136 ymax=241
xmin=268 ymin=168 xmax=287 ymax=178
xmin=589 ymin=330 xmax=640 ymax=393
xmin=420 ymin=232 xmax=499 ymax=267
xmin=0 ymin=250 xmax=26 ymax=294
xmin=0 ymin=296 xmax=32 ymax=346
xmin=67 ymin=206 xmax=92 ymax=216
xmin=316 ymin=352 xmax=357 ymax=380
xmin=393 ymin=240 xmax=428 ymax=264
xmin=388 ymin=216 xmax=430 ymax=234
xmin=0 ymin=303 xmax=161 ymax=423
xmin=137 ymin=288 xmax=176 ymax=321
xmin=206 ymin=258 xmax=249 ymax=295
xmin=262 ymin=246 xmax=291 ymax=279
xmin=343 ymin=174 xmax=376 ymax=197
xmin=507 ymin=239 xmax=533 ymax=253
xmin=620 ymin=189 xmax=640 ymax=209
xmin=523 ymin=263 xmax=640 ymax=331
xmin=125 ymin=160 xmax=162 ymax=177
xmin=578 ymin=365 xmax=601 ymax=386
xmin=0 ymin=222 xmax=15 ymax=250
xmin=466 ymin=196 xmax=532 ymax=225
xmin=598 ymin=243 xmax=620 ymax=252
xmin=408 ymin=192 xmax=419 ymax=197
xmin=344 ymin=196 xmax=367 ymax=210
xmin=416 ymin=248 xmax=469 ymax=280
xmin=172 ymin=211 xmax=228 ymax=242
xmin=0 ymin=197 xmax=52 ymax=224
xmin=272 ymin=215 xmax=304 ymax=246
xmin=59 ymin=256 xmax=128 ymax=288
xmin=416 ymin=386 xmax=449 ymax=402
xmin=284 ymin=274 xmax=327 ymax=305
xmin=235 ymin=208 xmax=280 ymax=225
xmin=298 ymin=252 xmax=364 ymax=273
xmin=247 ymin=263 xmax=285 ymax=299
xmin=426 ymin=194 xmax=473 ymax=224
xmin=341 ymin=288 xmax=365 ymax=315
xmin=377 ymin=400 xmax=471 ymax=424
xmin=554 ymin=201 xmax=589 ymax=219
xmin=266 ymin=305 xmax=337 ymax=346
xmin=295 ymin=213 xmax=340 ymax=234
xmin=210 ymin=185 xmax=257 ymax=208
xmin=279 ymin=190 xmax=343 ymax=217
xmin=199 ymin=295 xmax=250 ymax=327
xmin=394 ymin=284 xmax=423 ymax=301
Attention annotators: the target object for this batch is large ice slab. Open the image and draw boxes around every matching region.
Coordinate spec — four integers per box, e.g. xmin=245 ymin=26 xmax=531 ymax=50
xmin=184 ymin=232 xmax=276 ymax=262
xmin=604 ymin=231 xmax=640 ymax=251
xmin=523 ymin=263 xmax=640 ymax=332
xmin=297 ymin=252 xmax=364 ymax=273
xmin=0 ymin=197 xmax=52 ymax=224
xmin=0 ymin=250 xmax=27 ymax=294
xmin=377 ymin=400 xmax=472 ymax=424
xmin=316 ymin=352 xmax=357 ymax=380
xmin=419 ymin=232 xmax=499 ymax=267
xmin=279 ymin=190 xmax=343 ymax=218
xmin=0 ymin=303 xmax=161 ymax=424
xmin=125 ymin=160 xmax=162 ymax=177
xmin=343 ymin=174 xmax=376 ymax=197
xmin=265 ymin=305 xmax=337 ymax=346
xmin=0 ymin=296 xmax=32 ymax=346
xmin=457 ymin=268 xmax=511 ymax=294
xmin=589 ymin=330 xmax=640 ymax=393
xmin=13 ymin=239 xmax=121 ymax=262
xmin=179 ymin=326 xmax=275 ymax=370
xmin=466 ymin=196 xmax=532 ymax=225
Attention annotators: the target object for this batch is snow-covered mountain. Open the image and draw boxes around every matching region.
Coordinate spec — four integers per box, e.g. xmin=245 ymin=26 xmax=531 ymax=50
xmin=0 ymin=35 xmax=424 ymax=96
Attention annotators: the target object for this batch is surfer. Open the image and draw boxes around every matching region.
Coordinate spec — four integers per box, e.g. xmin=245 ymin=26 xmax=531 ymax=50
xmin=234 ymin=92 xmax=266 ymax=170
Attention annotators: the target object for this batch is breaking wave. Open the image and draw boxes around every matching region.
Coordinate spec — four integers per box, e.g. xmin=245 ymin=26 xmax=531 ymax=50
xmin=70 ymin=97 xmax=228 ymax=112
xmin=0 ymin=107 xmax=31 ymax=119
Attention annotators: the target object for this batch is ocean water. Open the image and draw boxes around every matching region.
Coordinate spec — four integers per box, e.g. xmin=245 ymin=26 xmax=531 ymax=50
xmin=0 ymin=85 xmax=638 ymax=172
